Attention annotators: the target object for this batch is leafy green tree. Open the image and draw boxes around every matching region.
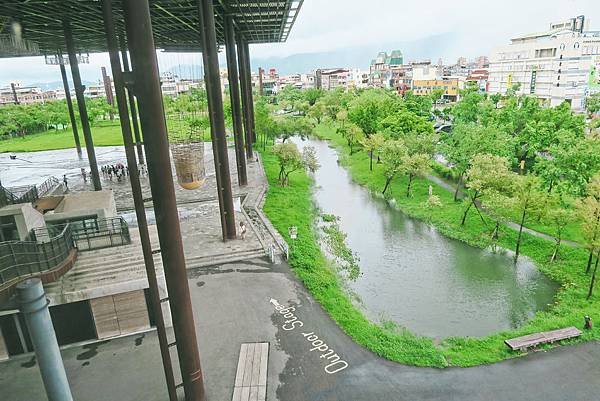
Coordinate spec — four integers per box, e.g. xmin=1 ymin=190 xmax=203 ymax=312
xmin=360 ymin=132 xmax=385 ymax=171
xmin=380 ymin=139 xmax=408 ymax=195
xmin=403 ymin=91 xmax=433 ymax=118
xmin=307 ymin=101 xmax=326 ymax=124
xmin=442 ymin=123 xmax=514 ymax=201
xmin=578 ymin=174 xmax=600 ymax=277
xmin=586 ymin=93 xmax=600 ymax=117
xmin=272 ymin=142 xmax=319 ymax=186
xmin=461 ymin=154 xmax=511 ymax=226
xmin=277 ymin=117 xmax=314 ymax=143
xmin=338 ymin=123 xmax=363 ymax=155
xmin=380 ymin=109 xmax=434 ymax=138
xmin=348 ymin=89 xmax=398 ymax=136
xmin=303 ymin=88 xmax=325 ymax=106
xmin=402 ymin=153 xmax=430 ymax=197
xmin=508 ymin=175 xmax=547 ymax=261
xmin=544 ymin=202 xmax=575 ymax=262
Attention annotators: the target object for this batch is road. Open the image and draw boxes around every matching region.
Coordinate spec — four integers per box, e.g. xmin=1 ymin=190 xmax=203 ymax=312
xmin=1 ymin=257 xmax=598 ymax=401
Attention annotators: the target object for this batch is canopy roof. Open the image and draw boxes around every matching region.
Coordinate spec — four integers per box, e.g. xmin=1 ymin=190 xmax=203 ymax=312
xmin=0 ymin=0 xmax=303 ymax=57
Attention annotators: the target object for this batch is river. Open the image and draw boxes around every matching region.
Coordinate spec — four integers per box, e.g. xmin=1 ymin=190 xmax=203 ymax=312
xmin=294 ymin=138 xmax=558 ymax=338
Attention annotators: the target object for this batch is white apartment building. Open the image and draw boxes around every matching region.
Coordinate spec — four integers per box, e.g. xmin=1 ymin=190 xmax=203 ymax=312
xmin=488 ymin=16 xmax=600 ymax=111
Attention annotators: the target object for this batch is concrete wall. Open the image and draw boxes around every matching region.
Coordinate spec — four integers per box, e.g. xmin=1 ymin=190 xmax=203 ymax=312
xmin=0 ymin=203 xmax=45 ymax=240
xmin=0 ymin=327 xmax=8 ymax=361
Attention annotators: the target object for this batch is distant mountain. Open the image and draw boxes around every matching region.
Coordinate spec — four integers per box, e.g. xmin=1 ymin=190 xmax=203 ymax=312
xmin=25 ymin=80 xmax=97 ymax=91
xmin=164 ymin=32 xmax=477 ymax=77
xmin=250 ymin=32 xmax=473 ymax=75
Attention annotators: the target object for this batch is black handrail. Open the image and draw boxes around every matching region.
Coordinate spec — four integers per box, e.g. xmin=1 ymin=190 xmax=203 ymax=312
xmin=0 ymin=217 xmax=132 ymax=287
xmin=0 ymin=224 xmax=74 ymax=286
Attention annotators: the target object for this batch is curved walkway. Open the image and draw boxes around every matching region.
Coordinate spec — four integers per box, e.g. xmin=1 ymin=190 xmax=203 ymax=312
xmin=2 ymin=257 xmax=598 ymax=401
xmin=426 ymin=174 xmax=582 ymax=248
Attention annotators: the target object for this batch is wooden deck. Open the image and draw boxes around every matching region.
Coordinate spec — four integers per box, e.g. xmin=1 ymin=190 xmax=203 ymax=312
xmin=232 ymin=342 xmax=269 ymax=401
xmin=505 ymin=327 xmax=582 ymax=351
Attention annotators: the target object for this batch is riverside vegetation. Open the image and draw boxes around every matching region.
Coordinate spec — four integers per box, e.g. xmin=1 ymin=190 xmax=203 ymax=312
xmin=258 ymin=86 xmax=600 ymax=367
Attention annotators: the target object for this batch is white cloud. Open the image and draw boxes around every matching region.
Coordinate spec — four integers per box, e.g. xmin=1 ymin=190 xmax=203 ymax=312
xmin=0 ymin=0 xmax=598 ymax=85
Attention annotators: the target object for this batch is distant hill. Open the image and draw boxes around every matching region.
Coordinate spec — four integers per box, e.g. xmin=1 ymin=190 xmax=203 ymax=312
xmin=163 ymin=32 xmax=468 ymax=78
xmin=25 ymin=80 xmax=97 ymax=91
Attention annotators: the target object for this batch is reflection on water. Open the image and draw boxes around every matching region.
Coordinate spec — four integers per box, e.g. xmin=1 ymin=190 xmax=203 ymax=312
xmin=295 ymin=138 xmax=558 ymax=338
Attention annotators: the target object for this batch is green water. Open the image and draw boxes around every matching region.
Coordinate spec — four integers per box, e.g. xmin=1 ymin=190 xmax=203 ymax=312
xmin=298 ymin=138 xmax=558 ymax=338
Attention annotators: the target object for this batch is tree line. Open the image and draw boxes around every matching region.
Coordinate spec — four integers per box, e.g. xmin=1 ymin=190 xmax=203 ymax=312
xmin=264 ymin=84 xmax=600 ymax=299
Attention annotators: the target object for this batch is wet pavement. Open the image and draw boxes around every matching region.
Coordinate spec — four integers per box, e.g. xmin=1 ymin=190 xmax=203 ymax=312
xmin=1 ymin=257 xmax=599 ymax=401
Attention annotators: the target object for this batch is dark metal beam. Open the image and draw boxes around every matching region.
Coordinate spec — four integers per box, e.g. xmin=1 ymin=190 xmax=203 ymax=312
xmin=119 ymin=37 xmax=145 ymax=166
xmin=122 ymin=1 xmax=207 ymax=401
xmin=100 ymin=1 xmax=177 ymax=400
xmin=236 ymin=34 xmax=253 ymax=159
xmin=63 ymin=19 xmax=102 ymax=191
xmin=58 ymin=51 xmax=82 ymax=158
xmin=242 ymin=40 xmax=257 ymax=144
xmin=224 ymin=16 xmax=248 ymax=186
xmin=198 ymin=0 xmax=237 ymax=240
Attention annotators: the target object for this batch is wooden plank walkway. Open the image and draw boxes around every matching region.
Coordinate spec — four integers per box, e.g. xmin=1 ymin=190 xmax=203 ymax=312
xmin=505 ymin=327 xmax=582 ymax=351
xmin=232 ymin=342 xmax=269 ymax=401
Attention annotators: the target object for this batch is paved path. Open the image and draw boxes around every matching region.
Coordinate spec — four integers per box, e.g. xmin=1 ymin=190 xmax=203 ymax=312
xmin=2 ymin=257 xmax=598 ymax=401
xmin=426 ymin=174 xmax=582 ymax=248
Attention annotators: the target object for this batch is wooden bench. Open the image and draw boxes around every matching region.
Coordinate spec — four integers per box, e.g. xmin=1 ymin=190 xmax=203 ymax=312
xmin=505 ymin=327 xmax=582 ymax=351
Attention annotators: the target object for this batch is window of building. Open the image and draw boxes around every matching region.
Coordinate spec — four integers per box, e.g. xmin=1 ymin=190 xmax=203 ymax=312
xmin=0 ymin=215 xmax=18 ymax=242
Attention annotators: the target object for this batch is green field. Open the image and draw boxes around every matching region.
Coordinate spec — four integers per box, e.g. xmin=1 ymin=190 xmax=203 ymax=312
xmin=260 ymin=125 xmax=600 ymax=367
xmin=0 ymin=119 xmax=211 ymax=153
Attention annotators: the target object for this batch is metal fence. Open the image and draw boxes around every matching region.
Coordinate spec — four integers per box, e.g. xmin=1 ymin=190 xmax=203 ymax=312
xmin=0 ymin=176 xmax=60 ymax=208
xmin=0 ymin=224 xmax=74 ymax=286
xmin=0 ymin=217 xmax=132 ymax=286
xmin=41 ymin=217 xmax=131 ymax=252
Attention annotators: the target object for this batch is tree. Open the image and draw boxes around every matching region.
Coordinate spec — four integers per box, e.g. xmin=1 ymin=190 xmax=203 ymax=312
xmin=339 ymin=123 xmax=363 ymax=155
xmin=302 ymin=145 xmax=320 ymax=173
xmin=508 ymin=175 xmax=547 ymax=261
xmin=380 ymin=109 xmax=434 ymax=138
xmin=303 ymin=88 xmax=325 ymax=106
xmin=272 ymin=142 xmax=319 ymax=186
xmin=277 ymin=117 xmax=314 ymax=143
xmin=360 ymin=132 xmax=385 ymax=171
xmin=307 ymin=101 xmax=326 ymax=124
xmin=544 ymin=205 xmax=575 ymax=263
xmin=586 ymin=93 xmax=600 ymax=117
xmin=578 ymin=174 xmax=600 ymax=277
xmin=380 ymin=140 xmax=408 ymax=195
xmin=348 ymin=90 xmax=398 ymax=136
xmin=402 ymin=153 xmax=430 ymax=197
xmin=442 ymin=123 xmax=513 ymax=201
xmin=461 ymin=154 xmax=511 ymax=226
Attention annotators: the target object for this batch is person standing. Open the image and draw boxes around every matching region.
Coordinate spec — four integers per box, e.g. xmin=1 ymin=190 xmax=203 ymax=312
xmin=81 ymin=168 xmax=87 ymax=183
xmin=63 ymin=174 xmax=68 ymax=191
xmin=239 ymin=221 xmax=247 ymax=240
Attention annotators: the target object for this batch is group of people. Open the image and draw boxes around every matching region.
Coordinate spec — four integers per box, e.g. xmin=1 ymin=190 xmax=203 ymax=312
xmin=101 ymin=163 xmax=129 ymax=182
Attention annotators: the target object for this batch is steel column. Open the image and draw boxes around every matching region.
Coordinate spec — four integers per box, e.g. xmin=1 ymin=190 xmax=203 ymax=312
xmin=58 ymin=52 xmax=82 ymax=158
xmin=100 ymin=2 xmax=177 ymax=400
xmin=242 ymin=40 xmax=257 ymax=144
xmin=224 ymin=16 xmax=247 ymax=186
xmin=17 ymin=279 xmax=73 ymax=401
xmin=236 ymin=35 xmax=253 ymax=159
xmin=10 ymin=82 xmax=19 ymax=105
xmin=119 ymin=36 xmax=145 ymax=166
xmin=63 ymin=20 xmax=101 ymax=191
xmin=198 ymin=0 xmax=237 ymax=240
xmin=122 ymin=1 xmax=207 ymax=401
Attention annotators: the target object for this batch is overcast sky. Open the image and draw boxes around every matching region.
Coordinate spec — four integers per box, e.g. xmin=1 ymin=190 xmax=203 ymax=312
xmin=0 ymin=0 xmax=598 ymax=86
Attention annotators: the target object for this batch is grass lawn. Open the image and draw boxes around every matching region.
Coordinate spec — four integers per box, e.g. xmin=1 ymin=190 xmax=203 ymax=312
xmin=0 ymin=119 xmax=211 ymax=153
xmin=0 ymin=121 xmax=124 ymax=153
xmin=261 ymin=124 xmax=600 ymax=368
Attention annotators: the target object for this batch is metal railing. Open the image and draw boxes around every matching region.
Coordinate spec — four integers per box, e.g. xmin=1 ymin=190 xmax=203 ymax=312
xmin=0 ymin=176 xmax=60 ymax=208
xmin=40 ymin=217 xmax=131 ymax=252
xmin=0 ymin=224 xmax=74 ymax=286
xmin=0 ymin=217 xmax=132 ymax=287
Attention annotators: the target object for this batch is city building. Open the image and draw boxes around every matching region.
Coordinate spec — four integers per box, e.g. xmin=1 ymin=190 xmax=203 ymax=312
xmin=316 ymin=68 xmax=351 ymax=90
xmin=488 ymin=15 xmax=600 ymax=111
xmin=0 ymin=82 xmax=57 ymax=105
xmin=369 ymin=50 xmax=404 ymax=90
xmin=466 ymin=69 xmax=490 ymax=92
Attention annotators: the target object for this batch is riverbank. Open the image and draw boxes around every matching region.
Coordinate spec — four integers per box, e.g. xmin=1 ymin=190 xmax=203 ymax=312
xmin=260 ymin=128 xmax=600 ymax=368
